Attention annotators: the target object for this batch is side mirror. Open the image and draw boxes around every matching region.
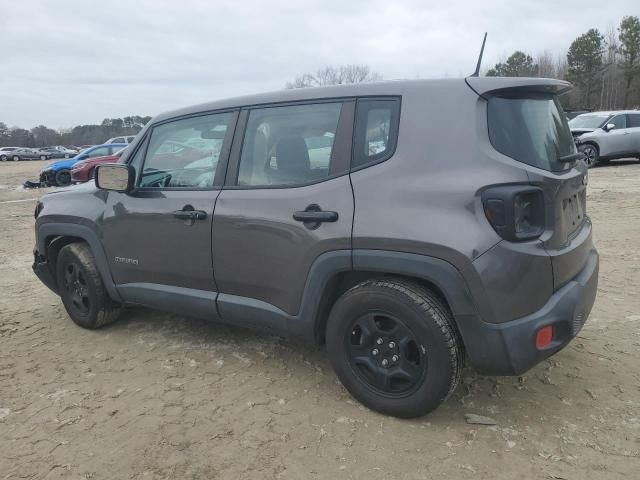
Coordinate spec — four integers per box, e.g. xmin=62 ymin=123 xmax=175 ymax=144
xmin=603 ymin=123 xmax=616 ymax=132
xmin=95 ymin=164 xmax=135 ymax=193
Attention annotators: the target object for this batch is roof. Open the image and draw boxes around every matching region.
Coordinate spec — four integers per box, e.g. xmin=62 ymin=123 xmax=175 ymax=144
xmin=152 ymin=76 xmax=573 ymax=123
xmin=577 ymin=110 xmax=640 ymax=116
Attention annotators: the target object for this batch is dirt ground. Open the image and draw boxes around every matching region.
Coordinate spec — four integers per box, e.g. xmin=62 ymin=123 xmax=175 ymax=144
xmin=1 ymin=159 xmax=639 ymax=480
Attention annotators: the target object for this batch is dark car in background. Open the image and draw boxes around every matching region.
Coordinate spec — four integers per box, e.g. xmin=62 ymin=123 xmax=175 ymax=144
xmin=71 ymin=147 xmax=127 ymax=183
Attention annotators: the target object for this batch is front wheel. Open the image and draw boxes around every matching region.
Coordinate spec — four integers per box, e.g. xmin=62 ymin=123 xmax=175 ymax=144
xmin=55 ymin=169 xmax=71 ymax=186
xmin=0 ymin=155 xmax=7 ymax=161
xmin=40 ymin=155 xmax=47 ymax=161
xmin=579 ymin=144 xmax=599 ymax=168
xmin=56 ymin=243 xmax=121 ymax=329
xmin=326 ymin=278 xmax=463 ymax=418
xmin=12 ymin=155 xmax=20 ymax=161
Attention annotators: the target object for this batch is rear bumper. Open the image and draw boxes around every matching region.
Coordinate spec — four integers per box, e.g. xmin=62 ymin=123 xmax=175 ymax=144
xmin=462 ymin=248 xmax=598 ymax=375
xmin=71 ymin=168 xmax=89 ymax=183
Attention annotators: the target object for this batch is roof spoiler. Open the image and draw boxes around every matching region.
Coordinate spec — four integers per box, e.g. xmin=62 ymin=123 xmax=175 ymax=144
xmin=465 ymin=77 xmax=573 ymax=98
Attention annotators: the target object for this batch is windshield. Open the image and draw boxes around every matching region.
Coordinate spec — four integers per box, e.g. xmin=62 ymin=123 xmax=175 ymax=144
xmin=488 ymin=93 xmax=576 ymax=172
xmin=568 ymin=114 xmax=611 ymax=129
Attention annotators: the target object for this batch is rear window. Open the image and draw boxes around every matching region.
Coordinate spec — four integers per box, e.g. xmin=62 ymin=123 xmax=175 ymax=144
xmin=488 ymin=93 xmax=576 ymax=171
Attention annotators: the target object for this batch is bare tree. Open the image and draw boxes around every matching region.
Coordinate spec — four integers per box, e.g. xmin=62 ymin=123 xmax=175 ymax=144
xmin=286 ymin=64 xmax=382 ymax=89
xmin=536 ymin=50 xmax=556 ymax=78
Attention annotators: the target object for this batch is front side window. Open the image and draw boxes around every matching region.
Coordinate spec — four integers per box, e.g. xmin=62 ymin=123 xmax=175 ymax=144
xmin=488 ymin=93 xmax=576 ymax=171
xmin=352 ymin=98 xmax=400 ymax=170
xmin=139 ymin=112 xmax=231 ymax=188
xmin=237 ymin=103 xmax=342 ymax=186
xmin=609 ymin=114 xmax=627 ymax=129
xmin=568 ymin=114 xmax=610 ymax=129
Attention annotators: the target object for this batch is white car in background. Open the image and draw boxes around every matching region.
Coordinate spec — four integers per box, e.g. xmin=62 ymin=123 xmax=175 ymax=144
xmin=570 ymin=110 xmax=640 ymax=167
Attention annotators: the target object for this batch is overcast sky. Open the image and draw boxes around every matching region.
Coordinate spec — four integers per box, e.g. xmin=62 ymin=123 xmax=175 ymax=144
xmin=0 ymin=0 xmax=635 ymax=128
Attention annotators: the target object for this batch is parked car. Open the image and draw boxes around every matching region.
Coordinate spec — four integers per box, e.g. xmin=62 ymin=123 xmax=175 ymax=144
xmin=71 ymin=147 xmax=127 ymax=183
xmin=569 ymin=110 xmax=640 ymax=167
xmin=565 ymin=109 xmax=591 ymax=120
xmin=37 ymin=147 xmax=76 ymax=160
xmin=0 ymin=147 xmax=21 ymax=161
xmin=32 ymin=78 xmax=597 ymax=418
xmin=2 ymin=148 xmax=42 ymax=161
xmin=39 ymin=143 xmax=127 ymax=186
xmin=105 ymin=135 xmax=137 ymax=144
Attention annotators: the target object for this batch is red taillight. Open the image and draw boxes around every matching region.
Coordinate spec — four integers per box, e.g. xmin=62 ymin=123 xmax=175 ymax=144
xmin=535 ymin=325 xmax=554 ymax=349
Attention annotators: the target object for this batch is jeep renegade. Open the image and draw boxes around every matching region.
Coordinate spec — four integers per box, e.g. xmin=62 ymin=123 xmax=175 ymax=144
xmin=33 ymin=77 xmax=598 ymax=417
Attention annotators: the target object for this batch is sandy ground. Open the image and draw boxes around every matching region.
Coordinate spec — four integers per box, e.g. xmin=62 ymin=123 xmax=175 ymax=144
xmin=1 ymin=159 xmax=639 ymax=480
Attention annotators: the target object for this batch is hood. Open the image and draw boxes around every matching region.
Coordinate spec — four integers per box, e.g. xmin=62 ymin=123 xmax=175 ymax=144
xmin=42 ymin=157 xmax=81 ymax=171
xmin=570 ymin=128 xmax=596 ymax=136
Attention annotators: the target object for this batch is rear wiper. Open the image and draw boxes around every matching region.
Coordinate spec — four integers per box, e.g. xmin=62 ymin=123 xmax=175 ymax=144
xmin=559 ymin=152 xmax=585 ymax=163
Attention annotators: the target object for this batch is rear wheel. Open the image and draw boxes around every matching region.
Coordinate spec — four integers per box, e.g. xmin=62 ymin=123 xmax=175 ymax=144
xmin=56 ymin=243 xmax=121 ymax=329
xmin=12 ymin=155 xmax=20 ymax=161
xmin=326 ymin=278 xmax=463 ymax=418
xmin=40 ymin=155 xmax=47 ymax=161
xmin=55 ymin=169 xmax=71 ymax=186
xmin=579 ymin=143 xmax=599 ymax=168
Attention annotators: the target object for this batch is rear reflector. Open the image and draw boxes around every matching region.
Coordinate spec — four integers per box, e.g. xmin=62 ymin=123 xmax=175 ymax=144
xmin=535 ymin=325 xmax=554 ymax=349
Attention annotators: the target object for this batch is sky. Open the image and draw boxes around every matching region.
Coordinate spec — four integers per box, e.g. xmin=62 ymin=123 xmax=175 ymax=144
xmin=0 ymin=0 xmax=636 ymax=129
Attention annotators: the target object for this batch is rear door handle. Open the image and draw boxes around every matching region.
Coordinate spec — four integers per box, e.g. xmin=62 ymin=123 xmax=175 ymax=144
xmin=293 ymin=204 xmax=338 ymax=229
xmin=173 ymin=206 xmax=207 ymax=220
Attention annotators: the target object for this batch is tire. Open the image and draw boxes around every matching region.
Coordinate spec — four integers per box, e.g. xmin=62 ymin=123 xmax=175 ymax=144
xmin=0 ymin=155 xmax=6 ymax=161
xmin=326 ymin=278 xmax=463 ymax=418
xmin=55 ymin=169 xmax=71 ymax=186
xmin=12 ymin=155 xmax=20 ymax=161
xmin=55 ymin=243 xmax=121 ymax=329
xmin=40 ymin=155 xmax=47 ymax=161
xmin=579 ymin=143 xmax=599 ymax=168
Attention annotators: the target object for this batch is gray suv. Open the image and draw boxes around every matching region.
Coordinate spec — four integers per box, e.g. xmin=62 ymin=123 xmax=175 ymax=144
xmin=570 ymin=110 xmax=640 ymax=167
xmin=33 ymin=77 xmax=598 ymax=417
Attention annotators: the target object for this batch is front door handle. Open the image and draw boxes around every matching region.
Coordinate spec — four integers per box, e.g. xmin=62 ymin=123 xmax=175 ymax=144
xmin=173 ymin=205 xmax=207 ymax=220
xmin=293 ymin=204 xmax=338 ymax=229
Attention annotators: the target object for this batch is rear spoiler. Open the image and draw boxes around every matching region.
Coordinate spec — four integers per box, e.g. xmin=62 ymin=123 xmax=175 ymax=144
xmin=465 ymin=77 xmax=573 ymax=99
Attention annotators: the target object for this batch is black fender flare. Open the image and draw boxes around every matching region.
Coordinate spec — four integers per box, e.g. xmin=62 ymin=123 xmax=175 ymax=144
xmin=37 ymin=222 xmax=122 ymax=302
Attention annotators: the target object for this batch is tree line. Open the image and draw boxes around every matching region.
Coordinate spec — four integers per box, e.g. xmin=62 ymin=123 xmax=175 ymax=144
xmin=0 ymin=116 xmax=152 ymax=148
xmin=486 ymin=15 xmax=640 ymax=110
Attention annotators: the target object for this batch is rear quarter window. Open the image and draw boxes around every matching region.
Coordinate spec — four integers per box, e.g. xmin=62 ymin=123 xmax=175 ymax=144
xmin=352 ymin=98 xmax=400 ymax=170
xmin=488 ymin=93 xmax=576 ymax=171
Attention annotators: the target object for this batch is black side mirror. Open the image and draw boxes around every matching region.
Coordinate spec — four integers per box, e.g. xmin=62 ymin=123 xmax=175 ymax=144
xmin=95 ymin=164 xmax=135 ymax=193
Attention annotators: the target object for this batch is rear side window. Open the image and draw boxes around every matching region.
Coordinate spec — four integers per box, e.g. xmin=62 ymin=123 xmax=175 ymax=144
xmin=488 ymin=93 xmax=576 ymax=171
xmin=628 ymin=114 xmax=640 ymax=128
xmin=237 ymin=103 xmax=342 ymax=187
xmin=352 ymin=98 xmax=400 ymax=170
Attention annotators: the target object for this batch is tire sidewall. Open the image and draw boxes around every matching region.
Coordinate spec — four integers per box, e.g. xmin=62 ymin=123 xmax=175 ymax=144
xmin=55 ymin=169 xmax=71 ymax=186
xmin=56 ymin=246 xmax=102 ymax=328
xmin=326 ymin=285 xmax=457 ymax=417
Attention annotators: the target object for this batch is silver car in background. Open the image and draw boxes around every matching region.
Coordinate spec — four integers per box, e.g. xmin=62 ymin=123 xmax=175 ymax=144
xmin=570 ymin=110 xmax=640 ymax=167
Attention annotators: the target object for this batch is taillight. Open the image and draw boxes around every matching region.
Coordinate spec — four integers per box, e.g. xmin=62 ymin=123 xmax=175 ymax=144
xmin=482 ymin=186 xmax=544 ymax=241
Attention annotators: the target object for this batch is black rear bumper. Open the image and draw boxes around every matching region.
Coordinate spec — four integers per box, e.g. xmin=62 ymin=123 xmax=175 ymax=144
xmin=462 ymin=249 xmax=599 ymax=375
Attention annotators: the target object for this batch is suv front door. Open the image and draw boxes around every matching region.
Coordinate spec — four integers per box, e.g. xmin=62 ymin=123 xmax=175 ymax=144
xmin=102 ymin=111 xmax=237 ymax=319
xmin=212 ymin=101 xmax=355 ymax=332
xmin=600 ymin=114 xmax=632 ymax=156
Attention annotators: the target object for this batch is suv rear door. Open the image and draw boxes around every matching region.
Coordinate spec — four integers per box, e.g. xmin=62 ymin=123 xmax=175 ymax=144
xmin=212 ymin=101 xmax=355 ymax=329
xmin=627 ymin=113 xmax=640 ymax=153
xmin=102 ymin=110 xmax=238 ymax=319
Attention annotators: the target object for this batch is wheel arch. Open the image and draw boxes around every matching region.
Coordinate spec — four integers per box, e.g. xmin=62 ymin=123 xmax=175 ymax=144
xmin=37 ymin=223 xmax=121 ymax=302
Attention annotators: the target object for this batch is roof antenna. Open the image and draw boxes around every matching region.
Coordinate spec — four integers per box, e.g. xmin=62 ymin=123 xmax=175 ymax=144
xmin=471 ymin=32 xmax=487 ymax=77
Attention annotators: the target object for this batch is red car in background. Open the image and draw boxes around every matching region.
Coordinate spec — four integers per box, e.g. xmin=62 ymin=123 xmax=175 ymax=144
xmin=71 ymin=147 xmax=126 ymax=183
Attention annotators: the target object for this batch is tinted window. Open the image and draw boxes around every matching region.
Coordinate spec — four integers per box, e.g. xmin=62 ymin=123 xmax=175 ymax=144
xmin=609 ymin=114 xmax=627 ymax=129
xmin=237 ymin=103 xmax=342 ymax=186
xmin=352 ymin=98 xmax=400 ymax=169
xmin=628 ymin=114 xmax=640 ymax=128
xmin=139 ymin=112 xmax=231 ymax=189
xmin=112 ymin=137 xmax=125 ymax=143
xmin=488 ymin=93 xmax=576 ymax=171
xmin=87 ymin=146 xmax=111 ymax=158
